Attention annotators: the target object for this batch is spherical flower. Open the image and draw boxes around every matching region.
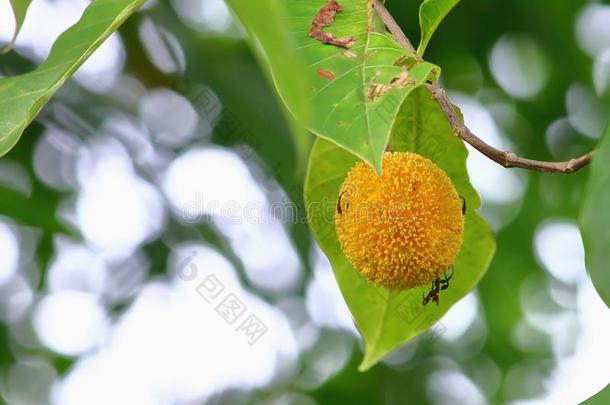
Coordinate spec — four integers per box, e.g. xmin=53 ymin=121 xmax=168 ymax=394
xmin=335 ymin=152 xmax=464 ymax=289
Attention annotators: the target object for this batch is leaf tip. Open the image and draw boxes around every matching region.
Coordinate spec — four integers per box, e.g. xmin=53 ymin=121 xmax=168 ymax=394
xmin=358 ymin=347 xmax=384 ymax=372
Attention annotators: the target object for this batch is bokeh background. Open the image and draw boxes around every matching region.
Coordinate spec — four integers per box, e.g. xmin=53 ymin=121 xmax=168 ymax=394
xmin=1 ymin=0 xmax=610 ymax=404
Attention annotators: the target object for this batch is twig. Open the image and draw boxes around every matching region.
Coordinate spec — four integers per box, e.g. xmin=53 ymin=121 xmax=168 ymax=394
xmin=372 ymin=0 xmax=593 ymax=174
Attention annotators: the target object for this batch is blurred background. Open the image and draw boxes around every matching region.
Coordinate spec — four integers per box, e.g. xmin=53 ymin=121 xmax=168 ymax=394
xmin=0 ymin=0 xmax=609 ymax=404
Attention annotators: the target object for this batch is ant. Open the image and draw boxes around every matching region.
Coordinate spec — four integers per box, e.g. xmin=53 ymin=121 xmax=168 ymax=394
xmin=336 ymin=190 xmax=349 ymax=215
xmin=422 ymin=197 xmax=465 ymax=305
xmin=422 ymin=266 xmax=454 ymax=306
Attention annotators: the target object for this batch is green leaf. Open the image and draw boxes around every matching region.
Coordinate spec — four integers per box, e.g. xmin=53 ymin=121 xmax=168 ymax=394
xmin=580 ymin=125 xmax=610 ymax=309
xmin=305 ymin=87 xmax=495 ymax=370
xmin=417 ymin=0 xmax=460 ymax=56
xmin=1 ymin=0 xmax=33 ymax=54
xmin=224 ymin=0 xmax=311 ymax=175
xmin=259 ymin=0 xmax=440 ymax=173
xmin=0 ymin=0 xmax=146 ymax=158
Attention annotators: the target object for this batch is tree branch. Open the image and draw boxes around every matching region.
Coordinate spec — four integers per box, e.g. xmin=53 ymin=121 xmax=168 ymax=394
xmin=372 ymin=0 xmax=593 ymax=174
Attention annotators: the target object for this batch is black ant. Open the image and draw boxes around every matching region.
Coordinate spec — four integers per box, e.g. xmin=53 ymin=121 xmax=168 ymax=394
xmin=422 ymin=197 xmax=464 ymax=305
xmin=422 ymin=266 xmax=454 ymax=306
xmin=337 ymin=190 xmax=349 ymax=215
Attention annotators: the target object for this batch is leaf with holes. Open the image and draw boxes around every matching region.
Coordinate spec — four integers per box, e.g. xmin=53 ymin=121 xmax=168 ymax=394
xmin=417 ymin=0 xmax=460 ymax=55
xmin=305 ymin=87 xmax=495 ymax=370
xmin=0 ymin=0 xmax=146 ymax=158
xmin=271 ymin=0 xmax=440 ymax=173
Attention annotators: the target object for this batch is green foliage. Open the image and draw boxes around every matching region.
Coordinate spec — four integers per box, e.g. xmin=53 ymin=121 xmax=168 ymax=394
xmin=272 ymin=0 xmax=439 ymax=173
xmin=0 ymin=0 xmax=607 ymax=400
xmin=305 ymin=87 xmax=495 ymax=370
xmin=223 ymin=0 xmax=311 ymax=173
xmin=580 ymin=125 xmax=610 ymax=309
xmin=1 ymin=0 xmax=33 ymax=54
xmin=0 ymin=0 xmax=146 ymax=158
xmin=417 ymin=0 xmax=460 ymax=56
xmin=237 ymin=0 xmax=495 ymax=371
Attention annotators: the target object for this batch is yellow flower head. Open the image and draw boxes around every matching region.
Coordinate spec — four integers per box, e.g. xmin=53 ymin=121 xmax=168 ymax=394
xmin=335 ymin=152 xmax=465 ymax=290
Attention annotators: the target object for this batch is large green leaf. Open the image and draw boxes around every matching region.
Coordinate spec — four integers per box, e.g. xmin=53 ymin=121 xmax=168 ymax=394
xmin=1 ymin=0 xmax=33 ymax=54
xmin=261 ymin=0 xmax=440 ymax=173
xmin=580 ymin=125 xmax=610 ymax=309
xmin=224 ymin=0 xmax=311 ymax=174
xmin=417 ymin=0 xmax=460 ymax=56
xmin=0 ymin=0 xmax=146 ymax=158
xmin=305 ymin=87 xmax=495 ymax=370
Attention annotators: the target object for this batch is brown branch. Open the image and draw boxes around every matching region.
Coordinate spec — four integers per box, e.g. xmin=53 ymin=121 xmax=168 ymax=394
xmin=372 ymin=0 xmax=593 ymax=174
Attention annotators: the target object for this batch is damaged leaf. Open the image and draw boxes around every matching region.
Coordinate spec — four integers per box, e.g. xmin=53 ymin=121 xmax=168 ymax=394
xmin=317 ymin=68 xmax=336 ymax=80
xmin=394 ymin=55 xmax=419 ymax=68
xmin=309 ymin=0 xmax=357 ymax=48
xmin=282 ymin=0 xmax=440 ymax=172
xmin=367 ymin=70 xmax=415 ymax=101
